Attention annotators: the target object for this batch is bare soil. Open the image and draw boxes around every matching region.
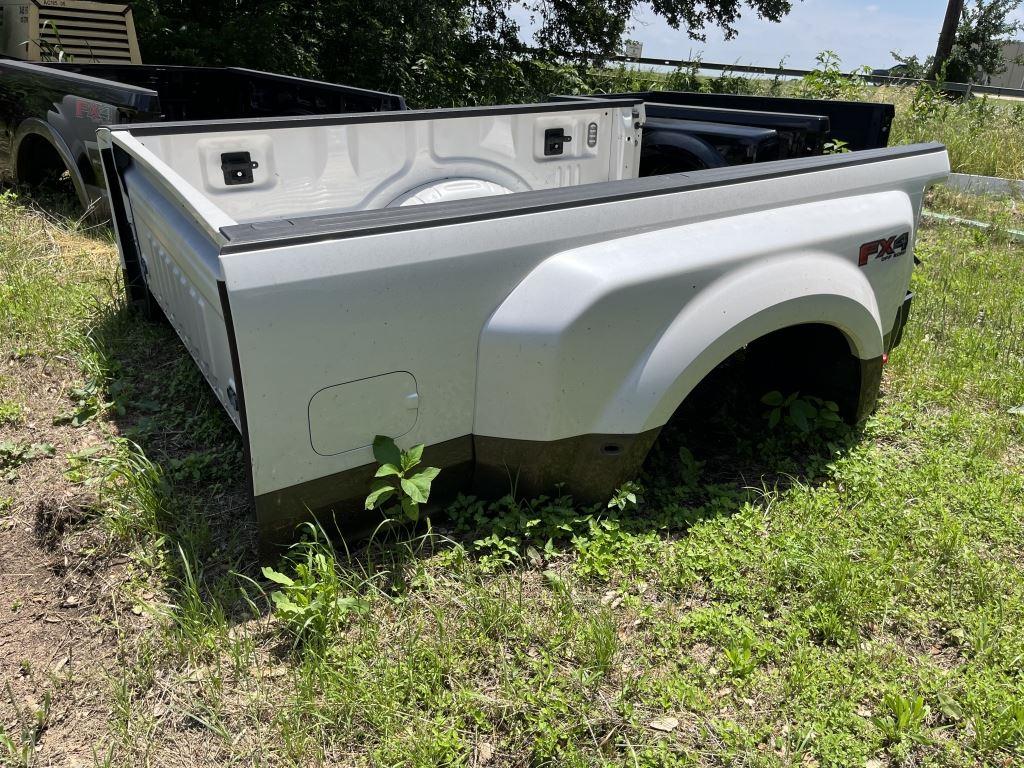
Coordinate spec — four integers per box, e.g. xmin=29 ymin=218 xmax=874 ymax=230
xmin=0 ymin=355 xmax=129 ymax=765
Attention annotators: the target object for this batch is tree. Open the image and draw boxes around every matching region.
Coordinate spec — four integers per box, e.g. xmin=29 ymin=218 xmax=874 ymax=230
xmin=922 ymin=0 xmax=1024 ymax=83
xmin=131 ymin=0 xmax=799 ymax=107
xmin=929 ymin=0 xmax=965 ymax=80
xmin=526 ymin=0 xmax=795 ymax=61
xmin=945 ymin=0 xmax=1024 ymax=82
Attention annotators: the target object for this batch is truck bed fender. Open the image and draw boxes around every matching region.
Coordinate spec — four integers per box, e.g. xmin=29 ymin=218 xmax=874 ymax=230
xmin=12 ymin=118 xmax=90 ymax=209
xmin=475 ymin=215 xmax=891 ymax=444
xmin=627 ymin=280 xmax=881 ymax=434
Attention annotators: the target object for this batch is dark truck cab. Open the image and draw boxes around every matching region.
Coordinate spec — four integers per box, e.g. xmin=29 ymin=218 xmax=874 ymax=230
xmin=0 ymin=58 xmax=405 ymax=211
xmin=558 ymin=90 xmax=895 ymax=174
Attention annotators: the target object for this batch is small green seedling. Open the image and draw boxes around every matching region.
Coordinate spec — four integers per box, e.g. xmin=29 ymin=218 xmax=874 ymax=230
xmin=364 ymin=435 xmax=440 ymax=522
xmin=608 ymin=480 xmax=642 ymax=511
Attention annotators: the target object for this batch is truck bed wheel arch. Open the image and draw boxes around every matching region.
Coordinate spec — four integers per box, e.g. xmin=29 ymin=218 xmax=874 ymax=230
xmin=12 ymin=120 xmax=90 ymax=210
xmin=637 ymin=301 xmax=883 ymax=435
xmin=639 ymin=128 xmax=726 ymax=175
xmin=475 ymin=252 xmax=885 ymax=444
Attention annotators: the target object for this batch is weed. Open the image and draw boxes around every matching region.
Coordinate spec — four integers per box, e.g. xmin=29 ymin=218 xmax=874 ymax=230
xmin=70 ymin=437 xmax=166 ymax=542
xmin=577 ymin=606 xmax=618 ymax=680
xmin=0 ymin=400 xmax=24 ymax=425
xmin=608 ymin=480 xmax=642 ymax=511
xmin=262 ymin=524 xmax=370 ymax=648
xmin=723 ymin=635 xmax=757 ymax=679
xmin=799 ymin=51 xmax=870 ymax=101
xmin=364 ymin=435 xmax=440 ymax=522
xmin=53 ymin=333 xmax=129 ymax=426
xmin=973 ymin=703 xmax=1024 ymax=755
xmin=0 ymin=440 xmax=54 ymax=480
xmin=1 ymin=682 xmax=50 ymax=767
xmin=761 ymin=391 xmax=844 ymax=435
xmin=676 ymin=446 xmax=704 ymax=492
xmin=871 ymin=692 xmax=931 ymax=746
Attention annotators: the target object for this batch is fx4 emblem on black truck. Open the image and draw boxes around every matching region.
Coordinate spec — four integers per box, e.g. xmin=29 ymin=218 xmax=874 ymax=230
xmin=859 ymin=232 xmax=909 ymax=267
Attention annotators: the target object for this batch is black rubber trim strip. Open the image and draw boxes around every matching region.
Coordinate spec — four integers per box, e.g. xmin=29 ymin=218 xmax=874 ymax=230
xmin=217 ymin=280 xmax=256 ymax=510
xmin=105 ymin=98 xmax=643 ymax=136
xmin=99 ymin=146 xmax=147 ymax=306
xmin=218 ymin=142 xmax=946 ymax=253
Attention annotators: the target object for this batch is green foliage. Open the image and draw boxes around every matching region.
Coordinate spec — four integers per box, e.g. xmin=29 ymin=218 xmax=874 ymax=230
xmin=578 ymin=606 xmax=618 ymax=679
xmin=822 ymin=138 xmax=850 ymax=154
xmin=888 ymin=51 xmax=930 ymax=80
xmin=607 ymin=480 xmax=642 ymax=511
xmin=364 ymin=436 xmax=440 ymax=522
xmin=723 ymin=634 xmax=757 ymax=678
xmin=0 ymin=439 xmax=54 ymax=481
xmin=0 ymin=400 xmax=24 ymax=425
xmin=871 ymin=693 xmax=931 ymax=746
xmin=885 ymin=81 xmax=1024 ymax=178
xmin=1 ymin=683 xmax=50 ymax=767
xmin=131 ymin=0 xmax=797 ymax=108
xmin=799 ymin=50 xmax=870 ymax=100
xmin=29 ymin=20 xmax=74 ymax=62
xmin=973 ymin=703 xmax=1024 ymax=754
xmin=0 ymin=191 xmax=113 ymax=357
xmin=70 ymin=437 xmax=167 ymax=542
xmin=676 ymin=446 xmax=705 ymax=492
xmin=760 ymin=391 xmax=845 ymax=435
xmin=52 ymin=336 xmax=130 ymax=427
xmin=262 ymin=524 xmax=369 ymax=648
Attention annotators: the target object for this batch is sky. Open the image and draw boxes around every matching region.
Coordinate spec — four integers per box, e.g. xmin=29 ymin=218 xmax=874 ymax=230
xmin=515 ymin=1 xmax=1024 ymax=72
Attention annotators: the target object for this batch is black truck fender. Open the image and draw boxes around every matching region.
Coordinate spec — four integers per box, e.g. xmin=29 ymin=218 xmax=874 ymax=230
xmin=12 ymin=118 xmax=92 ymax=210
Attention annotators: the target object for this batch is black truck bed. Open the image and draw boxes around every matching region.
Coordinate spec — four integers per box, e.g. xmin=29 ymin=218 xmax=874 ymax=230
xmin=607 ymin=90 xmax=894 ymax=151
xmin=556 ymin=89 xmax=894 ymax=175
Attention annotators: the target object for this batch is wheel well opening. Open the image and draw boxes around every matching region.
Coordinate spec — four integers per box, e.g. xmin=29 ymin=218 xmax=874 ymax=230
xmin=642 ymin=322 xmax=867 ymax=496
xmin=16 ymin=133 xmax=69 ymax=188
xmin=742 ymin=323 xmax=863 ymax=421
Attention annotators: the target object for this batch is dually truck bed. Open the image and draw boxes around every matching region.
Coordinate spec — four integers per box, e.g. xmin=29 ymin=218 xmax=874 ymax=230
xmin=99 ymin=101 xmax=948 ymax=542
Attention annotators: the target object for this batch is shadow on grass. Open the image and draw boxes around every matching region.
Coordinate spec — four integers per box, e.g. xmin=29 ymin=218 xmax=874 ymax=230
xmin=642 ymin=351 xmax=865 ymax=519
xmin=4 ymin=181 xmax=106 ymax=230
xmin=84 ymin=291 xmax=260 ymax=582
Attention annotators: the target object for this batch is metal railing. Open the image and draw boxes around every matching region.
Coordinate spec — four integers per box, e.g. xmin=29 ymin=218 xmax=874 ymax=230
xmin=606 ymin=54 xmax=1024 ymax=99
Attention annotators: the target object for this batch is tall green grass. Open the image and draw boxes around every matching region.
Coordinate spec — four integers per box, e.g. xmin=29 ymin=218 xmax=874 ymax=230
xmin=881 ymin=86 xmax=1024 ymax=179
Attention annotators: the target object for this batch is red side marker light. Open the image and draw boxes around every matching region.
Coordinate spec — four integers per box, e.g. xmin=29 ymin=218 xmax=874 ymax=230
xmin=882 ymin=353 xmax=889 ymax=365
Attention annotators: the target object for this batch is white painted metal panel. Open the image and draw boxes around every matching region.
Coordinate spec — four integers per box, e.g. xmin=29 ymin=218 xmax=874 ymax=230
xmin=129 ymin=105 xmax=643 ymax=222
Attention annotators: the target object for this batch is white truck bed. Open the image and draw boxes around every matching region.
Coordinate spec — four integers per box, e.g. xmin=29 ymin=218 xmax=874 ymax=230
xmin=98 ymin=101 xmax=948 ymax=542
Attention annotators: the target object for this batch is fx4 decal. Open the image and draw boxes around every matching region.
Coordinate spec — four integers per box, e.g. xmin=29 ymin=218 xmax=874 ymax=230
xmin=72 ymin=97 xmax=116 ymax=125
xmin=859 ymin=232 xmax=910 ymax=267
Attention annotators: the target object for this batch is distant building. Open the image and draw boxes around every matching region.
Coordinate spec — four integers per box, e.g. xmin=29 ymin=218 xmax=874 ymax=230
xmin=985 ymin=41 xmax=1024 ymax=88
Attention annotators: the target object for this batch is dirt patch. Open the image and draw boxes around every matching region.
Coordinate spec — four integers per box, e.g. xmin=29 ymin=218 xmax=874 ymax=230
xmin=34 ymin=489 xmax=100 ymax=545
xmin=0 ymin=355 xmax=124 ymax=763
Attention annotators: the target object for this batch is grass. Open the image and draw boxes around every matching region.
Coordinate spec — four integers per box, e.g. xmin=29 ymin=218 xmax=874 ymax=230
xmin=881 ymin=85 xmax=1024 ymax=180
xmin=1 ymin=136 xmax=1024 ymax=765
